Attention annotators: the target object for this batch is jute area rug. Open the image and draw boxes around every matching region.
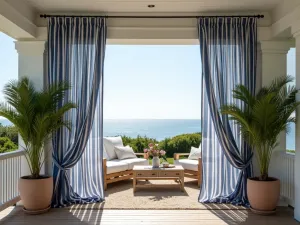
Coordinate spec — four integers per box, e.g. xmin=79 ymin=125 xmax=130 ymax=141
xmin=69 ymin=178 xmax=246 ymax=210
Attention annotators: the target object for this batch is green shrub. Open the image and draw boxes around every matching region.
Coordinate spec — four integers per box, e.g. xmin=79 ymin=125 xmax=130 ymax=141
xmin=287 ymin=149 xmax=295 ymax=154
xmin=122 ymin=133 xmax=201 ymax=158
xmin=158 ymin=137 xmax=171 ymax=154
xmin=0 ymin=124 xmax=18 ymax=145
xmin=122 ymin=135 xmax=158 ymax=153
xmin=161 ymin=133 xmax=201 ymax=157
xmin=0 ymin=137 xmax=18 ymax=153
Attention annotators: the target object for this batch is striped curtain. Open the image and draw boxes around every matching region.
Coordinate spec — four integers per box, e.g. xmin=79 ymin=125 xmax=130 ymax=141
xmin=198 ymin=17 xmax=257 ymax=205
xmin=47 ymin=17 xmax=106 ymax=207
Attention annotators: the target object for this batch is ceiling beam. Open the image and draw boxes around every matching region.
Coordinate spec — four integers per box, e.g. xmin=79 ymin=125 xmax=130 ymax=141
xmin=0 ymin=0 xmax=37 ymax=39
xmin=271 ymin=1 xmax=300 ymax=38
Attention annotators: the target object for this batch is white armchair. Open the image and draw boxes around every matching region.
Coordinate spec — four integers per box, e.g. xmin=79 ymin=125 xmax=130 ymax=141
xmin=174 ymin=153 xmax=202 ymax=187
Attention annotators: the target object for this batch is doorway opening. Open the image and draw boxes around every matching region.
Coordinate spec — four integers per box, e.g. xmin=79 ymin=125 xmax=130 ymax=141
xmin=101 ymin=44 xmax=204 ymax=209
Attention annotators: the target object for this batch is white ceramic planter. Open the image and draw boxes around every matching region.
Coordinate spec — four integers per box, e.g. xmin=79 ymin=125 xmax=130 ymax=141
xmin=152 ymin=156 xmax=160 ymax=168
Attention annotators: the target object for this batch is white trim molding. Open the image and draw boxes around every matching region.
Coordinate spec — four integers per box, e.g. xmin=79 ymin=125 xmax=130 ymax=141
xmin=15 ymin=41 xmax=46 ymax=56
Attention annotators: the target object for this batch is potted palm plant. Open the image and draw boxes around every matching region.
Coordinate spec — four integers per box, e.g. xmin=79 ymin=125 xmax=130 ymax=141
xmin=221 ymin=76 xmax=300 ymax=214
xmin=0 ymin=77 xmax=75 ymax=214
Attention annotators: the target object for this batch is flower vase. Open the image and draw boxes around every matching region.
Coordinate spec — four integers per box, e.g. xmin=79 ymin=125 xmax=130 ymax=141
xmin=152 ymin=156 xmax=160 ymax=168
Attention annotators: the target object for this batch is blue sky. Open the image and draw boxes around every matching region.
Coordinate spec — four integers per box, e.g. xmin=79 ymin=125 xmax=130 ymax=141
xmin=287 ymin=48 xmax=296 ymax=79
xmin=104 ymin=45 xmax=202 ymax=119
xmin=0 ymin=32 xmax=202 ymax=119
xmin=0 ymin=31 xmax=296 ymax=120
xmin=0 ymin=32 xmax=18 ymax=102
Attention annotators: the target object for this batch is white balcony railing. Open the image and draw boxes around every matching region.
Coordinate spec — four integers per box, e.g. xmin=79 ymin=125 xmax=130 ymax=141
xmin=0 ymin=149 xmax=296 ymax=211
xmin=280 ymin=152 xmax=295 ymax=207
xmin=0 ymin=150 xmax=24 ymax=211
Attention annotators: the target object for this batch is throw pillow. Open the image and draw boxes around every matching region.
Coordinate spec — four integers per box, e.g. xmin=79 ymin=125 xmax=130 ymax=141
xmin=114 ymin=145 xmax=137 ymax=160
xmin=103 ymin=136 xmax=124 ymax=160
xmin=103 ymin=144 xmax=109 ymax=159
xmin=188 ymin=146 xmax=202 ymax=160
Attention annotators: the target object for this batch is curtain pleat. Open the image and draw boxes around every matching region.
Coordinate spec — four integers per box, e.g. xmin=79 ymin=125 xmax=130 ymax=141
xmin=47 ymin=17 xmax=106 ymax=207
xmin=198 ymin=17 xmax=257 ymax=205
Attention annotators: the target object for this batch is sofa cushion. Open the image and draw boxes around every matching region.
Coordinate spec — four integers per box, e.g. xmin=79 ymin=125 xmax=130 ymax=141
xmin=114 ymin=145 xmax=137 ymax=160
xmin=103 ymin=145 xmax=109 ymax=159
xmin=103 ymin=136 xmax=124 ymax=160
xmin=174 ymin=159 xmax=198 ymax=171
xmin=106 ymin=159 xmax=129 ymax=174
xmin=121 ymin=158 xmax=149 ymax=170
xmin=188 ymin=146 xmax=202 ymax=160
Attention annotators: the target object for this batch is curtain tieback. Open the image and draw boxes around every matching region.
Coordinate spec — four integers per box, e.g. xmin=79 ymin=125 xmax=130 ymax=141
xmin=53 ymin=158 xmax=68 ymax=171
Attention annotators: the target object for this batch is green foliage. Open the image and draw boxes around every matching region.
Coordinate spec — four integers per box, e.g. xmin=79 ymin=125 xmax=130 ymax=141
xmin=221 ymin=76 xmax=300 ymax=180
xmin=0 ymin=77 xmax=76 ymax=178
xmin=287 ymin=149 xmax=295 ymax=154
xmin=0 ymin=137 xmax=17 ymax=153
xmin=158 ymin=137 xmax=171 ymax=155
xmin=122 ymin=133 xmax=201 ymax=158
xmin=0 ymin=124 xmax=18 ymax=145
xmin=122 ymin=135 xmax=158 ymax=153
xmin=160 ymin=133 xmax=201 ymax=157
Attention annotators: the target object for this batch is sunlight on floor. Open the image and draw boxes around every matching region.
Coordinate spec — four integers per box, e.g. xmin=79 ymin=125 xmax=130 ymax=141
xmin=0 ymin=206 xmax=298 ymax=225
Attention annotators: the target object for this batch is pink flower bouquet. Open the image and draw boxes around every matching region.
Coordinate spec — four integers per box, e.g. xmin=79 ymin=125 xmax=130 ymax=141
xmin=144 ymin=143 xmax=166 ymax=157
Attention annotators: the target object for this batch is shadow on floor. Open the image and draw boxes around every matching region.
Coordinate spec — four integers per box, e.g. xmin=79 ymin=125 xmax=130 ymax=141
xmin=0 ymin=205 xmax=298 ymax=225
xmin=0 ymin=204 xmax=105 ymax=225
xmin=105 ymin=178 xmax=199 ymax=196
xmin=200 ymin=205 xmax=298 ymax=225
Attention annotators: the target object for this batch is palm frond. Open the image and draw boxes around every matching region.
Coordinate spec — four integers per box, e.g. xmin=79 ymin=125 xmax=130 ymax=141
xmin=221 ymin=75 xmax=300 ymax=180
xmin=0 ymin=77 xmax=75 ymax=178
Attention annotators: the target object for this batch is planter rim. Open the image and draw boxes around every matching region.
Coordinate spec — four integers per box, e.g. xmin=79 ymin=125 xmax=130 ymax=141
xmin=20 ymin=175 xmax=52 ymax=180
xmin=248 ymin=177 xmax=279 ymax=182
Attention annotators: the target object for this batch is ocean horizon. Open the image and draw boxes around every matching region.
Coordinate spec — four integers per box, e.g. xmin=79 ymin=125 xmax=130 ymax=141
xmin=0 ymin=118 xmax=295 ymax=150
xmin=103 ymin=119 xmax=201 ymax=141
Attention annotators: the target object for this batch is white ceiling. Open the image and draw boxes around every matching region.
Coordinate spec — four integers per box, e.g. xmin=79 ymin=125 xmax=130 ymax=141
xmin=24 ymin=0 xmax=282 ymax=13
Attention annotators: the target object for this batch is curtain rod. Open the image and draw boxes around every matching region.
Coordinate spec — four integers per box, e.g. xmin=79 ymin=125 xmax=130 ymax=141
xmin=40 ymin=14 xmax=264 ymax=19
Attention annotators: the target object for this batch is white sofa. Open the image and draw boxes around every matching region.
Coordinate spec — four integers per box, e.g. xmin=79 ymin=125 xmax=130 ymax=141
xmin=106 ymin=158 xmax=148 ymax=174
xmin=174 ymin=153 xmax=202 ymax=187
xmin=103 ymin=136 xmax=149 ymax=190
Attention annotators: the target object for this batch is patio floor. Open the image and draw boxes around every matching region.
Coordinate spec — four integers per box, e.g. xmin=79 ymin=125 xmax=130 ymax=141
xmin=0 ymin=206 xmax=298 ymax=225
xmin=97 ymin=178 xmax=245 ymax=210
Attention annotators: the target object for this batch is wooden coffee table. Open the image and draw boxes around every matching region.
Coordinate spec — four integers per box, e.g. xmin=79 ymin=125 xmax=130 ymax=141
xmin=132 ymin=165 xmax=184 ymax=192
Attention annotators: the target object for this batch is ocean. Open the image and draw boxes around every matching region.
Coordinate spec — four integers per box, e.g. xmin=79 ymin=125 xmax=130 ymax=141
xmin=0 ymin=118 xmax=296 ymax=150
xmin=103 ymin=119 xmax=201 ymax=140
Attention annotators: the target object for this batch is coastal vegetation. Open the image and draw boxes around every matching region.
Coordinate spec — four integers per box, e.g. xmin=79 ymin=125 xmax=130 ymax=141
xmin=0 ymin=126 xmax=295 ymax=157
xmin=0 ymin=124 xmax=18 ymax=145
xmin=0 ymin=136 xmax=17 ymax=153
xmin=122 ymin=132 xmax=202 ymax=157
xmin=287 ymin=149 xmax=295 ymax=154
xmin=0 ymin=122 xmax=202 ymax=156
xmin=0 ymin=124 xmax=18 ymax=153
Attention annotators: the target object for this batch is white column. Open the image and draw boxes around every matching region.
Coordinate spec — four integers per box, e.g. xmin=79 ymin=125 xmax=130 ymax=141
xmin=293 ymin=30 xmax=300 ymax=221
xmin=257 ymin=41 xmax=290 ymax=191
xmin=14 ymin=41 xmax=49 ymax=176
xmin=15 ymin=41 xmax=45 ymax=88
xmin=259 ymin=41 xmax=291 ymax=86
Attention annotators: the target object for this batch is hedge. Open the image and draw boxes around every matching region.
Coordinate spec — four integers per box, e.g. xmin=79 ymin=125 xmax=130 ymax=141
xmin=122 ymin=132 xmax=201 ymax=158
xmin=159 ymin=133 xmax=201 ymax=157
xmin=0 ymin=124 xmax=18 ymax=145
xmin=0 ymin=137 xmax=18 ymax=154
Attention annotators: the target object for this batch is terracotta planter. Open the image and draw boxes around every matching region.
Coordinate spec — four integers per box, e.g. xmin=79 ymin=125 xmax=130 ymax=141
xmin=247 ymin=177 xmax=280 ymax=213
xmin=19 ymin=176 xmax=53 ymax=214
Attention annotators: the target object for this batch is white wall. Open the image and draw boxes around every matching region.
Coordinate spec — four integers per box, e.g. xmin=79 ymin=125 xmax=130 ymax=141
xmin=293 ymin=29 xmax=300 ymax=221
xmin=257 ymin=41 xmax=291 ymax=183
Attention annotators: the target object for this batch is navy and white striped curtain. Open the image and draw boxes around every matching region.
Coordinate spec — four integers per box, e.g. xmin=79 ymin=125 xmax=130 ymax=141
xmin=47 ymin=17 xmax=106 ymax=207
xmin=198 ymin=17 xmax=257 ymax=205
